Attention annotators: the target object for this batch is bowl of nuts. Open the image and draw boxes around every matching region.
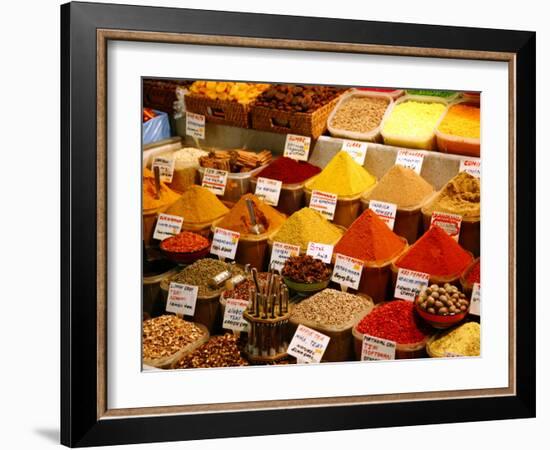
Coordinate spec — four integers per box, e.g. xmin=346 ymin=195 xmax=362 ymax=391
xmin=415 ymin=283 xmax=470 ymax=329
xmin=282 ymin=254 xmax=332 ymax=295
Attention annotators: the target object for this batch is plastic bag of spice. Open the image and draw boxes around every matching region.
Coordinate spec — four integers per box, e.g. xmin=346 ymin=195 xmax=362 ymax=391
xmin=287 ymin=289 xmax=374 ymax=362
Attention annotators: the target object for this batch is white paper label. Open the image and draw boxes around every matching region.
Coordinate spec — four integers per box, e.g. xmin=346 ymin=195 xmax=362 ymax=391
xmin=201 ymin=168 xmax=228 ymax=196
xmin=309 ymin=190 xmax=338 ymax=221
xmin=394 ymin=268 xmax=430 ymax=301
xmin=459 ymin=158 xmax=481 ymax=178
xmin=395 ymin=149 xmax=425 ymax=174
xmin=306 ymin=242 xmax=334 ymax=264
xmin=331 ymin=254 xmax=363 ymax=290
xmin=284 ymin=134 xmax=311 ymax=161
xmin=186 ymin=112 xmax=205 ymax=139
xmin=470 ymin=282 xmax=480 ymax=316
xmin=222 ymin=298 xmax=250 ymax=332
xmin=341 ymin=140 xmax=368 ymax=165
xmin=152 ymin=213 xmax=183 ymax=241
xmin=369 ymin=200 xmax=397 ymax=230
xmin=270 ymin=241 xmax=300 ymax=273
xmin=361 ymin=334 xmax=397 ymax=361
xmin=166 ymin=283 xmax=198 ymax=317
xmin=211 ymin=227 xmax=240 ymax=260
xmin=255 ymin=177 xmax=282 ymax=206
xmin=287 ymin=324 xmax=330 ymax=364
xmin=430 ymin=211 xmax=462 ymax=241
xmin=151 ymin=156 xmax=175 ymax=183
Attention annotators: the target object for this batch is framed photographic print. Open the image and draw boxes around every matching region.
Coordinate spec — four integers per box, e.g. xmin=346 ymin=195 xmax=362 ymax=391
xmin=61 ymin=1 xmax=536 ymax=447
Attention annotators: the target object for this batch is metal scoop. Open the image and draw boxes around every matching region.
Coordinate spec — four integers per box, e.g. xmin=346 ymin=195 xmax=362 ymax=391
xmin=246 ymin=198 xmax=265 ymax=235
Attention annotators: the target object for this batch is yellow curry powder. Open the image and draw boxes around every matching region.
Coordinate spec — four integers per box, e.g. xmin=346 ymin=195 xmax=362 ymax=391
xmin=142 ymin=168 xmax=180 ymax=211
xmin=423 ymin=172 xmax=480 ymax=218
xmin=305 ymin=151 xmax=376 ymax=196
xmin=165 ymin=185 xmax=229 ymax=224
xmin=430 ymin=322 xmax=480 ymax=356
xmin=383 ymin=101 xmax=446 ymax=139
xmin=438 ymin=104 xmax=480 ymax=139
xmin=272 ymin=207 xmax=344 ymax=250
xmin=216 ymin=193 xmax=286 ymax=236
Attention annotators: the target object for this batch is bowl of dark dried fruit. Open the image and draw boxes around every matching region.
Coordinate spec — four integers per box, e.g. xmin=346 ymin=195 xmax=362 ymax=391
xmin=415 ymin=283 xmax=469 ymax=329
xmin=281 ymin=254 xmax=332 ymax=295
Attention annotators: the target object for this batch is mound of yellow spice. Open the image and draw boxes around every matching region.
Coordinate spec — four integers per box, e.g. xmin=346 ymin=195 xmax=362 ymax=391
xmin=142 ymin=168 xmax=180 ymax=211
xmin=165 ymin=185 xmax=229 ymax=224
xmin=438 ymin=104 xmax=480 ymax=139
xmin=423 ymin=172 xmax=480 ymax=218
xmin=272 ymin=207 xmax=344 ymax=250
xmin=305 ymin=151 xmax=376 ymax=197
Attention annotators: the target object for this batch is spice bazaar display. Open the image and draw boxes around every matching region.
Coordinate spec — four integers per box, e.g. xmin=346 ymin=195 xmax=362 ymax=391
xmin=142 ymin=80 xmax=485 ymax=370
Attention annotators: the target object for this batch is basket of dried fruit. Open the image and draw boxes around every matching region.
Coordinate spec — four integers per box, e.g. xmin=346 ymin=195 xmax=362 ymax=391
xmin=184 ymin=81 xmax=270 ymax=128
xmin=250 ymin=85 xmax=348 ymax=139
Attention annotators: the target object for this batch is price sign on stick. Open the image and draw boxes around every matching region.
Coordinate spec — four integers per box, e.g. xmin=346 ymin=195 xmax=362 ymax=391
xmin=459 ymin=158 xmax=481 ymax=178
xmin=394 ymin=268 xmax=430 ymax=301
xmin=186 ymin=112 xmax=205 ymax=139
xmin=270 ymin=242 xmax=300 ymax=273
xmin=369 ymin=200 xmax=397 ymax=230
xmin=166 ymin=283 xmax=198 ymax=317
xmin=255 ymin=177 xmax=282 ymax=206
xmin=211 ymin=227 xmax=240 ymax=261
xmin=395 ymin=149 xmax=425 ymax=174
xmin=151 ymin=156 xmax=175 ymax=183
xmin=309 ymin=190 xmax=337 ymax=221
xmin=470 ymin=283 xmax=481 ymax=316
xmin=153 ymin=213 xmax=183 ymax=241
xmin=284 ymin=134 xmax=311 ymax=161
xmin=331 ymin=254 xmax=363 ymax=291
xmin=222 ymin=298 xmax=250 ymax=332
xmin=341 ymin=140 xmax=368 ymax=165
xmin=306 ymin=242 xmax=333 ymax=264
xmin=287 ymin=324 xmax=330 ymax=364
xmin=361 ymin=334 xmax=396 ymax=361
xmin=430 ymin=211 xmax=462 ymax=241
xmin=201 ymin=168 xmax=228 ymax=196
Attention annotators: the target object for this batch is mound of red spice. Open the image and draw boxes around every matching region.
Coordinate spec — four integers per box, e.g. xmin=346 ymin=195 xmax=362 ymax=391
xmin=256 ymin=157 xmax=321 ymax=184
xmin=160 ymin=231 xmax=209 ymax=253
xmin=356 ymin=300 xmax=429 ymax=344
xmin=334 ymin=209 xmax=405 ymax=262
xmin=396 ymin=225 xmax=472 ymax=277
xmin=466 ymin=259 xmax=480 ymax=284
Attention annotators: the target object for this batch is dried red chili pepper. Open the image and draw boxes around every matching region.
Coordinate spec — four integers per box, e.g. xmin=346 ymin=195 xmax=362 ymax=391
xmin=160 ymin=231 xmax=209 ymax=253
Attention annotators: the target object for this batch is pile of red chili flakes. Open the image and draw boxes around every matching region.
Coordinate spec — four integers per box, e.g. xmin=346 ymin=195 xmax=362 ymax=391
xmin=160 ymin=231 xmax=209 ymax=253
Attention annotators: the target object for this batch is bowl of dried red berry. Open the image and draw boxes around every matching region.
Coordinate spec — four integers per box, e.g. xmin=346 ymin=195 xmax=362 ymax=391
xmin=414 ymin=283 xmax=470 ymax=329
xmin=160 ymin=231 xmax=211 ymax=264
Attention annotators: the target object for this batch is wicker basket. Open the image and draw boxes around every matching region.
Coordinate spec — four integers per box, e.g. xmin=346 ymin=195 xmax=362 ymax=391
xmin=184 ymin=94 xmax=251 ymax=128
xmin=143 ymin=79 xmax=190 ymax=113
xmin=250 ymin=93 xmax=345 ymax=139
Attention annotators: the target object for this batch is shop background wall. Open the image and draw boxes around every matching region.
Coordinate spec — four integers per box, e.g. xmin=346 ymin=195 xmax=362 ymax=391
xmin=0 ymin=0 xmax=545 ymax=448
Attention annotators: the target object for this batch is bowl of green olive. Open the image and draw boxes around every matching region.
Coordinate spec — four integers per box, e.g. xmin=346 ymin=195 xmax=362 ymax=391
xmin=415 ymin=283 xmax=469 ymax=329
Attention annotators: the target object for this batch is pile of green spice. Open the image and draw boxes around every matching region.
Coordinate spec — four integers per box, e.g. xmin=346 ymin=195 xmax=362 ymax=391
xmin=407 ymin=89 xmax=457 ymax=98
xmin=169 ymin=259 xmax=244 ymax=297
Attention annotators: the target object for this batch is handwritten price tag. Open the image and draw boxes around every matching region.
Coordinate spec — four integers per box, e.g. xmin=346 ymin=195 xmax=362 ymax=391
xmin=166 ymin=283 xmax=198 ymax=317
xmin=306 ymin=242 xmax=333 ymax=264
xmin=431 ymin=211 xmax=462 ymax=241
xmin=459 ymin=158 xmax=481 ymax=178
xmin=309 ymin=190 xmax=337 ymax=221
xmin=211 ymin=227 xmax=240 ymax=260
xmin=153 ymin=213 xmax=183 ymax=241
xmin=222 ymin=298 xmax=250 ymax=332
xmin=284 ymin=134 xmax=311 ymax=161
xmin=394 ymin=268 xmax=430 ymax=301
xmin=470 ymin=282 xmax=480 ymax=316
xmin=361 ymin=334 xmax=396 ymax=361
xmin=341 ymin=140 xmax=368 ymax=165
xmin=202 ymin=168 xmax=228 ymax=196
xmin=395 ymin=149 xmax=425 ymax=174
xmin=331 ymin=254 xmax=363 ymax=290
xmin=255 ymin=177 xmax=282 ymax=206
xmin=186 ymin=112 xmax=205 ymax=139
xmin=287 ymin=324 xmax=330 ymax=364
xmin=270 ymin=241 xmax=300 ymax=272
xmin=151 ymin=156 xmax=175 ymax=183
xmin=369 ymin=200 xmax=397 ymax=230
